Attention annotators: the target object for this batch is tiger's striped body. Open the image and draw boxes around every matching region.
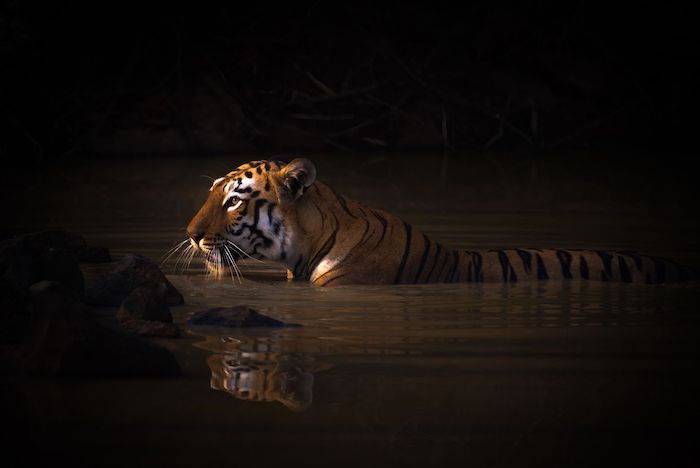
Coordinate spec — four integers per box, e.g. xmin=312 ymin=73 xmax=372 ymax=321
xmin=187 ymin=158 xmax=696 ymax=286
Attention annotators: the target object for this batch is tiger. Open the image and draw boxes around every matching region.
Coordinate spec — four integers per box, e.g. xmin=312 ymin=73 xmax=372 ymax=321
xmin=186 ymin=158 xmax=697 ymax=286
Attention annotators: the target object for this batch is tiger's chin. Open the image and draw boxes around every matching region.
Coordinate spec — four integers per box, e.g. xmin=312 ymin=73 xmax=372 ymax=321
xmin=201 ymin=245 xmax=243 ymax=279
xmin=205 ymin=260 xmax=228 ymax=279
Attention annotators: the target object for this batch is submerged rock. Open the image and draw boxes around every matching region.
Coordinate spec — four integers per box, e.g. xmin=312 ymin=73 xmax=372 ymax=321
xmin=117 ymin=286 xmax=172 ymax=324
xmin=121 ymin=320 xmax=180 ymax=338
xmin=186 ymin=306 xmax=300 ymax=328
xmin=86 ymin=254 xmax=183 ymax=307
xmin=20 ymin=280 xmax=181 ymax=377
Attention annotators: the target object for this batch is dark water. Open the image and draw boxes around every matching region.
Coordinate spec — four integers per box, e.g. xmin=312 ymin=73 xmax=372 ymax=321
xmin=4 ymin=153 xmax=700 ymax=467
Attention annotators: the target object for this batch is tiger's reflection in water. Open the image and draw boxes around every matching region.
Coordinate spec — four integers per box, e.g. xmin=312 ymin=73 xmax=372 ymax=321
xmin=207 ymin=351 xmax=314 ymax=412
xmin=193 ymin=334 xmax=330 ymax=412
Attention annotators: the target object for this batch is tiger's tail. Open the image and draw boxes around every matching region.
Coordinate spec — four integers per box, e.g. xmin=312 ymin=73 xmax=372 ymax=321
xmin=468 ymin=249 xmax=698 ymax=284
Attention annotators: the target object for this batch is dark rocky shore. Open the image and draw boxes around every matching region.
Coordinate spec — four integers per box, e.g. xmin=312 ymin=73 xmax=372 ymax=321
xmin=1 ymin=231 xmax=182 ymax=377
xmin=1 ymin=230 xmax=300 ymax=378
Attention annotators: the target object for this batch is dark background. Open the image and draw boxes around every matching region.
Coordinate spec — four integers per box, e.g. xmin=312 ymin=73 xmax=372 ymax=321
xmin=2 ymin=5 xmax=700 ymax=468
xmin=1 ymin=2 xmax=697 ymax=164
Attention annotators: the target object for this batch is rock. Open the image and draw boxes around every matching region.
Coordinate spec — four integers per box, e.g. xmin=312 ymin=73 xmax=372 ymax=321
xmin=85 ymin=254 xmax=183 ymax=307
xmin=76 ymin=245 xmax=112 ymax=263
xmin=0 ymin=238 xmax=84 ymax=297
xmin=0 ymin=277 xmax=30 ymax=345
xmin=186 ymin=306 xmax=300 ymax=328
xmin=121 ymin=320 xmax=180 ymax=338
xmin=28 ymin=280 xmax=87 ymax=321
xmin=21 ymin=280 xmax=181 ymax=378
xmin=117 ymin=286 xmax=172 ymax=323
xmin=37 ymin=247 xmax=85 ymax=297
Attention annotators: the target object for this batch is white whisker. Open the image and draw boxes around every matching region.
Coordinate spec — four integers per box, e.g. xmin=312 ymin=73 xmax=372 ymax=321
xmin=185 ymin=245 xmax=198 ymax=272
xmin=222 ymin=245 xmax=242 ymax=284
xmin=213 ymin=249 xmax=223 ymax=278
xmin=225 ymin=240 xmax=264 ymax=263
xmin=160 ymin=239 xmax=190 ymax=267
xmin=223 ymin=245 xmax=243 ymax=284
xmin=205 ymin=248 xmax=217 ymax=278
xmin=174 ymin=244 xmax=193 ymax=272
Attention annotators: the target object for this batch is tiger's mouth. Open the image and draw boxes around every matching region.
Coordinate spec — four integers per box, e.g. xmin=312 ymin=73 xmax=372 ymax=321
xmin=203 ymin=243 xmax=244 ymax=280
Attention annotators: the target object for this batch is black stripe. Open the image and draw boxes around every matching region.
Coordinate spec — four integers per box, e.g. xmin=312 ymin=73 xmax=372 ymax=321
xmin=465 ymin=251 xmax=473 ymax=282
xmin=350 ymin=208 xmax=373 ymax=252
xmin=319 ymin=273 xmax=348 ymax=287
xmin=371 ymin=210 xmax=388 ymax=244
xmin=434 ymin=250 xmax=450 ymax=281
xmin=252 ymin=198 xmax=267 ymax=224
xmin=267 ymin=203 xmax=276 ymax=225
xmin=293 ymin=256 xmax=305 ymax=278
xmin=536 ymin=254 xmax=549 ymax=280
xmin=497 ymin=250 xmax=509 ymax=282
xmin=596 ymin=251 xmax=613 ymax=281
xmin=555 ymin=250 xmax=573 ymax=279
xmin=446 ymin=251 xmax=460 ymax=283
xmin=331 ymin=189 xmax=358 ymax=219
xmin=497 ymin=250 xmax=517 ymax=282
xmin=473 ymin=252 xmax=483 ymax=282
xmin=579 ymin=255 xmax=589 ymax=279
xmin=621 ymin=250 xmax=643 ymax=272
xmin=308 ymin=214 xmax=340 ymax=275
xmin=413 ymin=234 xmax=432 ymax=283
xmin=651 ymin=257 xmax=666 ymax=284
xmin=393 ymin=221 xmax=413 ymax=283
xmin=425 ymin=243 xmax=443 ymax=281
xmin=618 ymin=255 xmax=632 ymax=282
xmin=516 ymin=249 xmax=532 ymax=274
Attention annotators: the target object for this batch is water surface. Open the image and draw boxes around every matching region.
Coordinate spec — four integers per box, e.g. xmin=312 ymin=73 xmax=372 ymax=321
xmin=5 ymin=153 xmax=700 ymax=467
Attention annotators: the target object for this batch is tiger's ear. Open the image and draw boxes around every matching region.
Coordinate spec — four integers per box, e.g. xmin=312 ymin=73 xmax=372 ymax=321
xmin=279 ymin=158 xmax=316 ymax=200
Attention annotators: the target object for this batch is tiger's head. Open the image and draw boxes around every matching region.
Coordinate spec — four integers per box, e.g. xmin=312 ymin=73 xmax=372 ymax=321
xmin=186 ymin=158 xmax=316 ymax=276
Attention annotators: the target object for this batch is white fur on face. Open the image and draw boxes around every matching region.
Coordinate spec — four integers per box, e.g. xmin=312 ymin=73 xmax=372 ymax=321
xmin=226 ymin=201 xmax=243 ymax=212
xmin=210 ymin=177 xmax=225 ymax=191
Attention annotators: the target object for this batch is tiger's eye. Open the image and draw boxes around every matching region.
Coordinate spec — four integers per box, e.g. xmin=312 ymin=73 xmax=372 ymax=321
xmin=224 ymin=196 xmax=241 ymax=209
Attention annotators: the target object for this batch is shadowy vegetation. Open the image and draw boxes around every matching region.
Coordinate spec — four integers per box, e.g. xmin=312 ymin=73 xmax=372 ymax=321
xmin=1 ymin=3 xmax=695 ymax=163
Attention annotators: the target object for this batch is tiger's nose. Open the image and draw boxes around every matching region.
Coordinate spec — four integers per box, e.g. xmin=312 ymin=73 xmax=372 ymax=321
xmin=188 ymin=230 xmax=205 ymax=246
